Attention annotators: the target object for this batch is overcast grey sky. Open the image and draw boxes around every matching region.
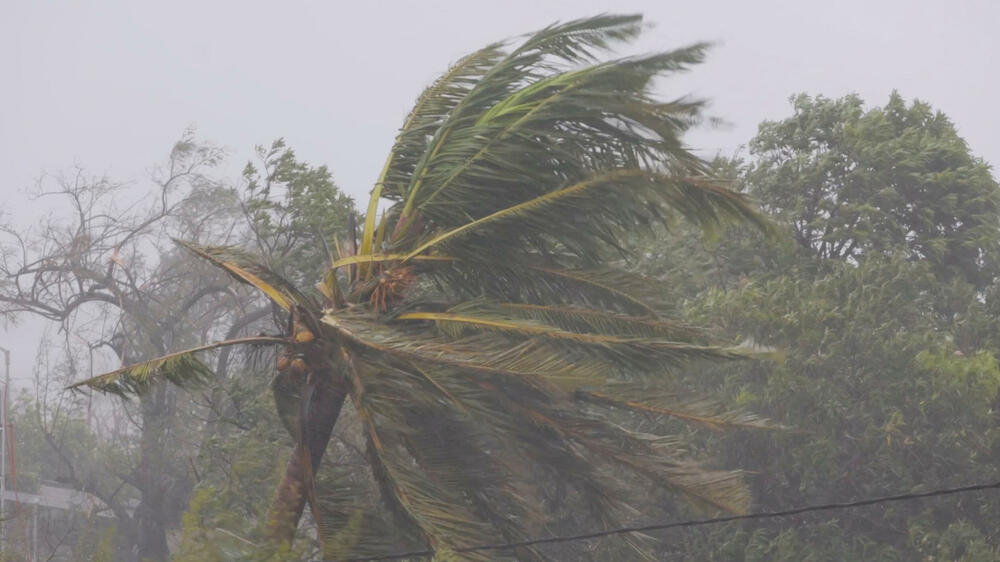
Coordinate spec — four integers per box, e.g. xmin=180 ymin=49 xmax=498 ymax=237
xmin=1 ymin=0 xmax=998 ymax=380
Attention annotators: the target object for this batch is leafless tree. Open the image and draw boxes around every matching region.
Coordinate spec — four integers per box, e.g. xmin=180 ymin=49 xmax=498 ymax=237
xmin=0 ymin=131 xmax=273 ymax=561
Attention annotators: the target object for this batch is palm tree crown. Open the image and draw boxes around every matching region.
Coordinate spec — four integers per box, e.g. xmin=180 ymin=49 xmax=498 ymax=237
xmin=72 ymin=14 xmax=772 ymax=560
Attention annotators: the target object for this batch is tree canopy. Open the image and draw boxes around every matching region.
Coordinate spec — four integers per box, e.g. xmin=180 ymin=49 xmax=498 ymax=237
xmin=746 ymin=92 xmax=1000 ymax=287
xmin=639 ymin=92 xmax=1000 ymax=560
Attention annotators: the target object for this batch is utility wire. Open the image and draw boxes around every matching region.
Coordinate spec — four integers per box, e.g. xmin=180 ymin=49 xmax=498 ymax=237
xmin=344 ymin=479 xmax=1000 ymax=561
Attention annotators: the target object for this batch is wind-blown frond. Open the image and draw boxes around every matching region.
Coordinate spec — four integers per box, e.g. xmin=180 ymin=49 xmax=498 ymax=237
xmin=578 ymin=387 xmax=783 ymax=431
xmin=402 ymin=170 xmax=763 ymax=263
xmin=324 ymin=310 xmax=604 ymax=390
xmin=659 ymin=464 xmax=750 ymax=515
xmin=395 ymin=310 xmax=737 ymax=372
xmin=514 ymin=403 xmax=750 ymax=514
xmin=481 ymin=301 xmax=705 ymax=340
xmin=174 ymin=239 xmax=313 ymax=312
xmin=394 ymin=15 xmax=650 ymax=219
xmin=378 ymin=48 xmax=768 ymax=257
xmin=469 ymin=378 xmax=752 ymax=525
xmin=347 ymin=358 xmax=670 ymax=560
xmin=344 ymin=360 xmax=499 ymax=558
xmin=427 ymin=263 xmax=667 ymax=316
xmin=401 ymin=52 xmax=708 ymax=219
xmin=360 ymin=43 xmax=508 ymax=269
xmin=314 ymin=465 xmax=410 ymax=561
xmin=331 ymin=253 xmax=455 ymax=270
xmin=67 ymin=336 xmax=285 ymax=396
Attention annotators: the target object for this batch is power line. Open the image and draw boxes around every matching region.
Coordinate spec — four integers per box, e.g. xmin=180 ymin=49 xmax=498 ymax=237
xmin=344 ymin=479 xmax=1000 ymax=561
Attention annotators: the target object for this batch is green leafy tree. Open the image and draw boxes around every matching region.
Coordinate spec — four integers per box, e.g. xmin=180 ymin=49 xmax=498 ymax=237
xmin=70 ymin=15 xmax=772 ymax=560
xmin=675 ymin=259 xmax=1000 ymax=561
xmin=241 ymin=139 xmax=355 ymax=286
xmin=644 ymin=93 xmax=1000 ymax=560
xmin=746 ymin=92 xmax=1000 ymax=287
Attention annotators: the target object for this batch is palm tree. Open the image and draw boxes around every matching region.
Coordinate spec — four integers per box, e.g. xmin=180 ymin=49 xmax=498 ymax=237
xmin=71 ymin=14 xmax=773 ymax=559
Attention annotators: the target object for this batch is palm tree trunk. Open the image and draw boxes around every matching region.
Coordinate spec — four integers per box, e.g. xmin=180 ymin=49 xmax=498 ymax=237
xmin=266 ymin=371 xmax=348 ymax=545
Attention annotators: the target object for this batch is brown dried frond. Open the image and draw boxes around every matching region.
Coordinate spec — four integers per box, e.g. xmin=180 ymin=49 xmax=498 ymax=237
xmin=369 ymin=266 xmax=415 ymax=313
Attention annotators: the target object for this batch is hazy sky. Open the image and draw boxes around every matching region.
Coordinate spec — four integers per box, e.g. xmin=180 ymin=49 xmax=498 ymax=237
xmin=1 ymin=0 xmax=997 ymax=380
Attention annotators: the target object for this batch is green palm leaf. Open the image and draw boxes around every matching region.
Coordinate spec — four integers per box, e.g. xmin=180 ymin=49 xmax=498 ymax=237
xmin=483 ymin=301 xmax=705 ymax=339
xmin=360 ymin=44 xmax=508 ymax=277
xmin=66 ymin=336 xmax=284 ymax=396
xmin=579 ymin=387 xmax=783 ymax=431
xmin=174 ymin=239 xmax=314 ymax=312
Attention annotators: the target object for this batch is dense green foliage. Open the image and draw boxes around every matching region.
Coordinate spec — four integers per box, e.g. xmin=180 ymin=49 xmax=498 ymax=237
xmin=746 ymin=92 xmax=1000 ymax=287
xmin=645 ymin=93 xmax=1000 ymax=561
xmin=242 ymin=138 xmax=355 ymax=285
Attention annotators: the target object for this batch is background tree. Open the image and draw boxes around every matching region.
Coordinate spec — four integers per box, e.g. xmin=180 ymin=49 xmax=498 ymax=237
xmin=1 ymin=135 xmax=357 ymax=560
xmin=639 ymin=93 xmax=1000 ymax=560
xmin=745 ymin=92 xmax=1000 ymax=287
xmin=240 ymin=138 xmax=355 ymax=286
xmin=0 ymin=134 xmax=242 ymax=560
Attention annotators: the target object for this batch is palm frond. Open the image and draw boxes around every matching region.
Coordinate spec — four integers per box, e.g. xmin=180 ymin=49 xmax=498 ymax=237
xmin=579 ymin=388 xmax=782 ymax=431
xmin=355 ymin=361 xmax=642 ymax=559
xmin=330 ymin=253 xmax=455 ymax=270
xmin=175 ymin=239 xmax=313 ymax=312
xmin=394 ymin=15 xmax=648 ymax=220
xmin=475 ymin=381 xmax=752 ymax=528
xmin=323 ymin=310 xmax=602 ymax=390
xmin=485 ymin=301 xmax=705 ymax=340
xmin=428 ymin=264 xmax=665 ymax=316
xmin=659 ymin=465 xmax=750 ymax=515
xmin=401 ymin=170 xmax=663 ymax=261
xmin=360 ymin=44 xmax=508 ymax=272
xmin=396 ymin=311 xmax=734 ymax=369
xmin=315 ymin=465 xmax=418 ymax=561
xmin=401 ymin=50 xmax=711 ymax=222
xmin=522 ymin=404 xmax=750 ymax=514
xmin=309 ymin=367 xmax=428 ymax=559
xmin=66 ymin=336 xmax=285 ymax=396
xmin=525 ymin=267 xmax=665 ymax=315
xmin=345 ymin=363 xmax=497 ymax=558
